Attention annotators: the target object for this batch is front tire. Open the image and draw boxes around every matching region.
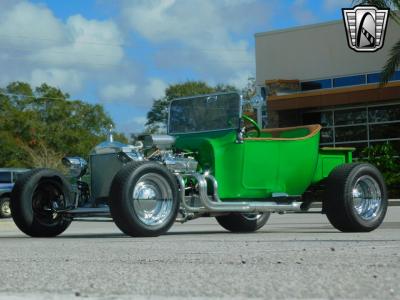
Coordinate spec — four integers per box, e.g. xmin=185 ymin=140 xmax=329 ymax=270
xmin=10 ymin=169 xmax=72 ymax=237
xmin=109 ymin=162 xmax=179 ymax=237
xmin=216 ymin=213 xmax=270 ymax=232
xmin=324 ymin=163 xmax=388 ymax=232
xmin=0 ymin=197 xmax=11 ymax=218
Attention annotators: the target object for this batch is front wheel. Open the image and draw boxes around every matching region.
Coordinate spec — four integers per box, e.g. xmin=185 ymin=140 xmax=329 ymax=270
xmin=324 ymin=163 xmax=388 ymax=232
xmin=216 ymin=212 xmax=270 ymax=232
xmin=10 ymin=169 xmax=72 ymax=237
xmin=0 ymin=197 xmax=11 ymax=218
xmin=109 ymin=162 xmax=180 ymax=237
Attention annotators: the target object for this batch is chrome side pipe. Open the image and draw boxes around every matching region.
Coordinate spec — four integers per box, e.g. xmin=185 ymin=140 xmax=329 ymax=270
xmin=175 ymin=173 xmax=303 ymax=213
xmin=176 ymin=174 xmax=206 ymax=213
xmin=63 ymin=207 xmax=111 ymax=218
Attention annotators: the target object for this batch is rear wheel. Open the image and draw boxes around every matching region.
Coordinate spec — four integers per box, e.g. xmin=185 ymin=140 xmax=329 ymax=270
xmin=216 ymin=212 xmax=270 ymax=232
xmin=11 ymin=169 xmax=72 ymax=237
xmin=0 ymin=197 xmax=11 ymax=218
xmin=110 ymin=162 xmax=179 ymax=237
xmin=324 ymin=163 xmax=388 ymax=232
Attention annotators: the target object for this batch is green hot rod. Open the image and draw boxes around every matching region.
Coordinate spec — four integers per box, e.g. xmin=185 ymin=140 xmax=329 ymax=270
xmin=11 ymin=92 xmax=388 ymax=237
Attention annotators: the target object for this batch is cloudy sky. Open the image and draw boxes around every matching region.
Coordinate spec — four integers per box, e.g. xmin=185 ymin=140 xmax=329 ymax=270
xmin=0 ymin=0 xmax=352 ymax=134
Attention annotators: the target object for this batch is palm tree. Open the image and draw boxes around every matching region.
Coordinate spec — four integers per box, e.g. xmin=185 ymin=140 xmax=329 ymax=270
xmin=353 ymin=0 xmax=400 ymax=84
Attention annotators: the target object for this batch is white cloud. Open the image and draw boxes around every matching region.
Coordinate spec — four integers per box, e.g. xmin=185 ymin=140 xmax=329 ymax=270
xmin=133 ymin=116 xmax=147 ymax=126
xmin=227 ymin=73 xmax=253 ymax=91
xmin=145 ymin=78 xmax=168 ymax=100
xmin=0 ymin=1 xmax=125 ymax=95
xmin=100 ymin=83 xmax=137 ymax=102
xmin=0 ymin=1 xmax=67 ymax=49
xmin=121 ymin=116 xmax=148 ymax=134
xmin=29 ymin=15 xmax=124 ymax=69
xmin=30 ymin=68 xmax=85 ymax=93
xmin=0 ymin=0 xmax=291 ymax=135
xmin=121 ymin=0 xmax=271 ymax=88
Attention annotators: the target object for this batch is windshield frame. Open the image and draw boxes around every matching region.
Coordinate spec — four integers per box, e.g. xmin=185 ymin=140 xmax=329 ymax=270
xmin=167 ymin=92 xmax=243 ymax=135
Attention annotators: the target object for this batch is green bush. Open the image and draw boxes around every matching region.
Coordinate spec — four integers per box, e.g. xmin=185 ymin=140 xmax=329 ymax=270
xmin=360 ymin=143 xmax=400 ymax=198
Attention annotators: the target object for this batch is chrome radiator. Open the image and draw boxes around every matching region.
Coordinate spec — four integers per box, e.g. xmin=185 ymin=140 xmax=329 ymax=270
xmin=90 ymin=153 xmax=125 ymax=202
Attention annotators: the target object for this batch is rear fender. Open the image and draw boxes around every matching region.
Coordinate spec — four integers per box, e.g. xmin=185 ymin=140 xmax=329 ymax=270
xmin=312 ymin=147 xmax=354 ymax=184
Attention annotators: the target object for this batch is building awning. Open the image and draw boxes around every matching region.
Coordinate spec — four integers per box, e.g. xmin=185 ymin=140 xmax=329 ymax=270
xmin=268 ymin=81 xmax=400 ymax=111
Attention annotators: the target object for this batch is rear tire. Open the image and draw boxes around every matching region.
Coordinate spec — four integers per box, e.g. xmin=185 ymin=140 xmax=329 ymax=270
xmin=10 ymin=169 xmax=72 ymax=237
xmin=0 ymin=197 xmax=11 ymax=218
xmin=324 ymin=163 xmax=388 ymax=232
xmin=216 ymin=213 xmax=270 ymax=232
xmin=110 ymin=162 xmax=179 ymax=237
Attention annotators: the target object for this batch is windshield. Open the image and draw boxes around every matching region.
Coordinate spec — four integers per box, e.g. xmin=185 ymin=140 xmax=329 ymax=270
xmin=168 ymin=92 xmax=241 ymax=134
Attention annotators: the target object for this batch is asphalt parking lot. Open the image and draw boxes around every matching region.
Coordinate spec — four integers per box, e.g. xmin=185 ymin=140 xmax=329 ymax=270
xmin=0 ymin=207 xmax=399 ymax=300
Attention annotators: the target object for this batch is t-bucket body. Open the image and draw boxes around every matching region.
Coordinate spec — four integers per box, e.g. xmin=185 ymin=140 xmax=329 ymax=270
xmin=10 ymin=91 xmax=387 ymax=238
xmin=168 ymin=92 xmax=352 ymax=199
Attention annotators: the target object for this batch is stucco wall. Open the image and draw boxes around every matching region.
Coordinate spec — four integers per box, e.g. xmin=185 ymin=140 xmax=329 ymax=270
xmin=255 ymin=17 xmax=400 ymax=85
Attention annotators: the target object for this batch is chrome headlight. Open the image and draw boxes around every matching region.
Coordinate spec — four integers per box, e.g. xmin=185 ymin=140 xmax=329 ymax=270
xmin=62 ymin=157 xmax=88 ymax=178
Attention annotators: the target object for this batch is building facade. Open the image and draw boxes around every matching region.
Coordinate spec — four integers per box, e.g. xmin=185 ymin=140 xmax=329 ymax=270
xmin=255 ymin=15 xmax=400 ymax=156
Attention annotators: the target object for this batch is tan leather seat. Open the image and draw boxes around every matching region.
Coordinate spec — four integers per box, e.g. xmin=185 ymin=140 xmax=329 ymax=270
xmin=245 ymin=124 xmax=322 ymax=141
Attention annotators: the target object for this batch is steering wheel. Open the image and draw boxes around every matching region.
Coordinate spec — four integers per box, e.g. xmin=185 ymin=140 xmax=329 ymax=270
xmin=242 ymin=115 xmax=261 ymax=137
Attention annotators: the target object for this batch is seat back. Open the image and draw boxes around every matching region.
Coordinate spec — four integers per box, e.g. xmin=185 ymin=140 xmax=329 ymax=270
xmin=245 ymin=124 xmax=321 ymax=141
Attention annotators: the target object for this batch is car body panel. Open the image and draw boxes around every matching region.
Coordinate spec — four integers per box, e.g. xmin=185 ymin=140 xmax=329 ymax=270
xmin=174 ymin=127 xmax=327 ymax=198
xmin=171 ymin=92 xmax=354 ymax=200
xmin=312 ymin=148 xmax=353 ymax=183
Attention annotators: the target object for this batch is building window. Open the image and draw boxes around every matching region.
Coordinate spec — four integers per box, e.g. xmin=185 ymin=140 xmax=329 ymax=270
xmin=333 ymin=75 xmax=366 ymax=87
xmin=392 ymin=70 xmax=400 ymax=81
xmin=367 ymin=73 xmax=381 ymax=83
xmin=303 ymin=103 xmax=400 ymax=156
xmin=299 ymin=70 xmax=399 ymax=92
xmin=321 ymin=128 xmax=334 ymax=143
xmin=303 ymin=111 xmax=333 ymax=126
xmin=321 ymin=111 xmax=333 ymax=126
xmin=368 ymin=104 xmax=400 ymax=122
xmin=301 ymin=79 xmax=332 ymax=91
xmin=335 ymin=126 xmax=367 ymax=142
xmin=334 ymin=108 xmax=367 ymax=125
xmin=369 ymin=123 xmax=400 ymax=140
xmin=367 ymin=70 xmax=400 ymax=83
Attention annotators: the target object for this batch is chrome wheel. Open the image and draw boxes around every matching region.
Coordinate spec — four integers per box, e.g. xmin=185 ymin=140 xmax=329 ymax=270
xmin=325 ymin=163 xmax=387 ymax=232
xmin=132 ymin=173 xmax=174 ymax=226
xmin=110 ymin=162 xmax=179 ymax=237
xmin=1 ymin=199 xmax=11 ymax=217
xmin=216 ymin=212 xmax=270 ymax=232
xmin=242 ymin=213 xmax=263 ymax=221
xmin=352 ymin=175 xmax=382 ymax=221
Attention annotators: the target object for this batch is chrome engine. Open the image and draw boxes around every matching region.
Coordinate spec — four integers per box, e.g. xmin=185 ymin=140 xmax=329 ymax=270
xmin=162 ymin=153 xmax=198 ymax=173
xmin=146 ymin=150 xmax=198 ymax=174
xmin=139 ymin=134 xmax=198 ymax=173
xmin=63 ymin=133 xmax=198 ymax=206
